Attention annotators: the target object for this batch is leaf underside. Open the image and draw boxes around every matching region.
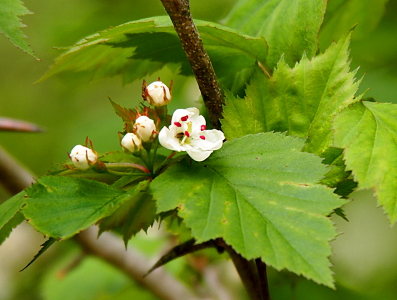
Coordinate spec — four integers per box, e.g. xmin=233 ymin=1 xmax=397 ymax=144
xmin=333 ymin=101 xmax=397 ymax=224
xmin=150 ymin=132 xmax=345 ymax=287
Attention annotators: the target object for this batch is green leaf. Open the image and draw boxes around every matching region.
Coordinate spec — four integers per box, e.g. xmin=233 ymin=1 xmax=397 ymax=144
xmin=0 ymin=0 xmax=37 ymax=58
xmin=150 ymin=132 xmax=345 ymax=287
xmin=40 ymin=16 xmax=268 ymax=96
xmin=20 ymin=238 xmax=57 ymax=271
xmin=109 ymin=98 xmax=138 ymax=132
xmin=98 ymin=180 xmax=157 ymax=245
xmin=0 ymin=190 xmax=26 ymax=245
xmin=21 ymin=176 xmax=130 ymax=239
xmin=333 ymin=101 xmax=397 ymax=224
xmin=222 ymin=33 xmax=362 ymax=154
xmin=224 ymin=0 xmax=327 ymax=68
xmin=319 ymin=0 xmax=389 ymax=47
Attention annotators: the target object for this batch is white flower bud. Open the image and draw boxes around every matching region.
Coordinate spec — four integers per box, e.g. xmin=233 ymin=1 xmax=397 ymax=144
xmin=134 ymin=116 xmax=157 ymax=142
xmin=70 ymin=145 xmax=98 ymax=170
xmin=121 ymin=133 xmax=142 ymax=153
xmin=145 ymin=81 xmax=171 ymax=106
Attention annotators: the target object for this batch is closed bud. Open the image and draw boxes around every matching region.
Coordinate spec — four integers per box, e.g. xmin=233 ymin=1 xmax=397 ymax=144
xmin=121 ymin=133 xmax=142 ymax=153
xmin=70 ymin=145 xmax=98 ymax=170
xmin=145 ymin=81 xmax=171 ymax=106
xmin=134 ymin=116 xmax=157 ymax=142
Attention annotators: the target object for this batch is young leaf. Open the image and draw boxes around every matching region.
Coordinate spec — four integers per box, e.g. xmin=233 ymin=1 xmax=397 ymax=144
xmin=150 ymin=132 xmax=345 ymax=287
xmin=222 ymin=33 xmax=362 ymax=155
xmin=39 ymin=16 xmax=267 ymax=96
xmin=21 ymin=176 xmax=131 ymax=239
xmin=224 ymin=0 xmax=327 ymax=68
xmin=0 ymin=0 xmax=37 ymax=58
xmin=98 ymin=180 xmax=157 ymax=245
xmin=333 ymin=101 xmax=397 ymax=224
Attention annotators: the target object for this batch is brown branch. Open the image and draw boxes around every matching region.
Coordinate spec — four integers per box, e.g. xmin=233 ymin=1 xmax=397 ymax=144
xmin=160 ymin=0 xmax=224 ymax=129
xmin=0 ymin=146 xmax=35 ymax=195
xmin=75 ymin=227 xmax=202 ymax=300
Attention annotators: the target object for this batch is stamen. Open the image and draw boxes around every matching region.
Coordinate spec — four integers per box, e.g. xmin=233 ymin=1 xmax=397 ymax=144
xmin=174 ymin=122 xmax=182 ymax=127
xmin=201 ymin=125 xmax=206 ymax=131
xmin=181 ymin=115 xmax=189 ymax=121
xmin=184 ymin=131 xmax=190 ymax=137
xmin=200 ymin=135 xmax=206 ymax=140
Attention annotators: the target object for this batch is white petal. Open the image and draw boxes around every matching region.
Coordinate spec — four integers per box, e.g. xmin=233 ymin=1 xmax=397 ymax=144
xmin=159 ymin=126 xmax=184 ymax=152
xmin=191 ymin=130 xmax=225 ymax=151
xmin=186 ymin=148 xmax=213 ymax=162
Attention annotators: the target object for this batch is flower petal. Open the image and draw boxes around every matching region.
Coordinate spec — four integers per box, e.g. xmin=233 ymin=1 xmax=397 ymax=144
xmin=186 ymin=148 xmax=213 ymax=162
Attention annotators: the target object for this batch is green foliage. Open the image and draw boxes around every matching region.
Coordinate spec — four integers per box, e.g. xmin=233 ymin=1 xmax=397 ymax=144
xmin=0 ymin=190 xmax=25 ymax=244
xmin=320 ymin=0 xmax=389 ymax=46
xmin=39 ymin=16 xmax=268 ymax=96
xmin=333 ymin=101 xmax=397 ymax=223
xmin=224 ymin=0 xmax=327 ymax=69
xmin=98 ymin=180 xmax=157 ymax=245
xmin=21 ymin=176 xmax=131 ymax=239
xmin=222 ymin=33 xmax=362 ymax=155
xmin=0 ymin=0 xmax=37 ymax=58
xmin=150 ymin=132 xmax=345 ymax=287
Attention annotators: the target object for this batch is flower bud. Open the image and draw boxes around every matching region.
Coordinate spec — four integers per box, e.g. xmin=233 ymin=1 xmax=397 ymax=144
xmin=134 ymin=116 xmax=157 ymax=142
xmin=121 ymin=133 xmax=142 ymax=153
xmin=145 ymin=81 xmax=171 ymax=106
xmin=70 ymin=145 xmax=98 ymax=170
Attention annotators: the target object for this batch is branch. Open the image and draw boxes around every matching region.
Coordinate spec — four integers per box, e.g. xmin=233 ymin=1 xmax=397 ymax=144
xmin=75 ymin=227 xmax=203 ymax=300
xmin=160 ymin=0 xmax=224 ymax=129
xmin=0 ymin=146 xmax=35 ymax=195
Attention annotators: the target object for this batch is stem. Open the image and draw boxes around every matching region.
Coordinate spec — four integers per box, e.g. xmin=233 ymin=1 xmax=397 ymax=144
xmin=105 ymin=162 xmax=150 ymax=174
xmin=216 ymin=239 xmax=264 ymax=300
xmin=159 ymin=0 xmax=224 ymax=130
xmin=256 ymin=258 xmax=271 ymax=300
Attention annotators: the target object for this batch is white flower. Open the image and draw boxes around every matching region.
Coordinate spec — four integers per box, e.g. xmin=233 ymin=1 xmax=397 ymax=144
xmin=159 ymin=107 xmax=225 ymax=161
xmin=70 ymin=145 xmax=98 ymax=170
xmin=145 ymin=81 xmax=171 ymax=106
xmin=134 ymin=116 xmax=157 ymax=142
xmin=121 ymin=133 xmax=142 ymax=153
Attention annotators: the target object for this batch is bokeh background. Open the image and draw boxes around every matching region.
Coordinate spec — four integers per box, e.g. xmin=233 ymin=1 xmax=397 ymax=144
xmin=1 ymin=0 xmax=397 ymax=299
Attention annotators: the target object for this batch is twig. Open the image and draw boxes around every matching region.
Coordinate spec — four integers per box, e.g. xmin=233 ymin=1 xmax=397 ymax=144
xmin=159 ymin=0 xmax=224 ymax=129
xmin=75 ymin=227 xmax=202 ymax=300
xmin=256 ymin=258 xmax=271 ymax=300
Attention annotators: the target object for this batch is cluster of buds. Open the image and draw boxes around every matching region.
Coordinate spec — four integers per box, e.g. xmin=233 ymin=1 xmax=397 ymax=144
xmin=120 ymin=114 xmax=157 ymax=153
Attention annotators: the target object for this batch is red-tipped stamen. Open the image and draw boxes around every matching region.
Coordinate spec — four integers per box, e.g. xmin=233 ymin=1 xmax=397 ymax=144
xmin=174 ymin=122 xmax=182 ymax=127
xmin=181 ymin=115 xmax=189 ymax=121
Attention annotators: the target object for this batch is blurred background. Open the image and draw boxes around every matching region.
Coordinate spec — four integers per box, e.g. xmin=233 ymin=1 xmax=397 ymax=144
xmin=1 ymin=0 xmax=397 ymax=299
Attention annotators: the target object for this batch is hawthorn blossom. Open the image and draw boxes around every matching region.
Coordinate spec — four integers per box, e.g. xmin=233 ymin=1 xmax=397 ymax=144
xmin=145 ymin=81 xmax=172 ymax=106
xmin=159 ymin=107 xmax=225 ymax=161
xmin=121 ymin=133 xmax=142 ymax=153
xmin=70 ymin=145 xmax=98 ymax=170
xmin=134 ymin=116 xmax=157 ymax=142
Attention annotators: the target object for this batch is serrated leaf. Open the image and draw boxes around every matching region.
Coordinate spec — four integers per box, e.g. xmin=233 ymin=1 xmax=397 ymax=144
xmin=0 ymin=212 xmax=25 ymax=245
xmin=319 ymin=0 xmax=388 ymax=46
xmin=150 ymin=132 xmax=345 ymax=287
xmin=222 ymin=33 xmax=362 ymax=155
xmin=0 ymin=191 xmax=25 ymax=233
xmin=40 ymin=16 xmax=267 ymax=96
xmin=224 ymin=0 xmax=327 ymax=68
xmin=20 ymin=238 xmax=56 ymax=271
xmin=98 ymin=180 xmax=157 ymax=245
xmin=21 ymin=176 xmax=130 ymax=239
xmin=109 ymin=98 xmax=138 ymax=131
xmin=0 ymin=0 xmax=37 ymax=58
xmin=333 ymin=101 xmax=397 ymax=224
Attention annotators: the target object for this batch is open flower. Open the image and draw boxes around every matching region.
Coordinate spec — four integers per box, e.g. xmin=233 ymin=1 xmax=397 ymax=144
xmin=145 ymin=81 xmax=172 ymax=106
xmin=121 ymin=133 xmax=142 ymax=153
xmin=159 ymin=107 xmax=225 ymax=161
xmin=70 ymin=145 xmax=98 ymax=170
xmin=134 ymin=116 xmax=157 ymax=142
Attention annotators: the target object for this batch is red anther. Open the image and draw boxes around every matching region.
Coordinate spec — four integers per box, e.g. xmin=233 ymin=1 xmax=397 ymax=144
xmin=200 ymin=135 xmax=206 ymax=140
xmin=174 ymin=122 xmax=182 ymax=127
xmin=181 ymin=115 xmax=189 ymax=121
xmin=184 ymin=131 xmax=190 ymax=137
xmin=201 ymin=125 xmax=206 ymax=131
